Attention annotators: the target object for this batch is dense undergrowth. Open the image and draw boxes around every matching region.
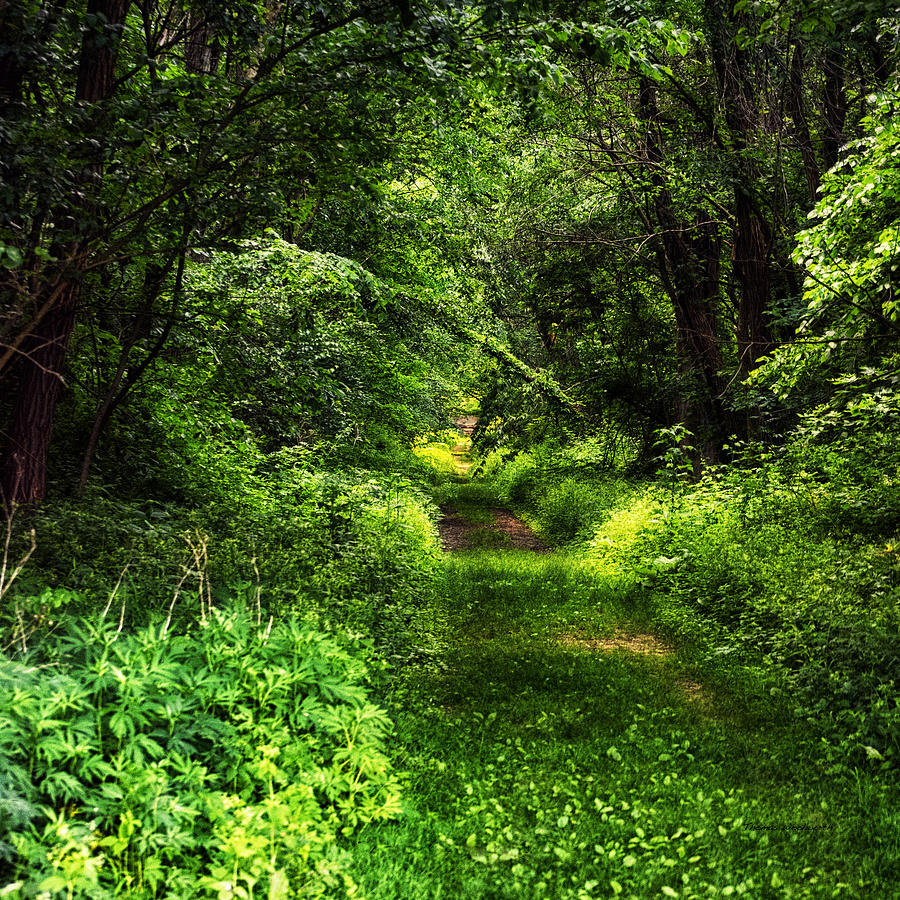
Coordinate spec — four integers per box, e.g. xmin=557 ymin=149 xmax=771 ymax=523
xmin=1 ymin=241 xmax=897 ymax=896
xmin=1 ymin=612 xmax=400 ymax=898
xmin=3 ymin=399 xmax=899 ymax=898
xmin=0 ymin=451 xmax=442 ymax=897
xmin=477 ymin=427 xmax=900 ymax=770
xmin=0 ymin=306 xmax=449 ymax=896
xmin=2 ymin=5 xmax=898 ymax=896
xmin=336 ymin=421 xmax=899 ymax=898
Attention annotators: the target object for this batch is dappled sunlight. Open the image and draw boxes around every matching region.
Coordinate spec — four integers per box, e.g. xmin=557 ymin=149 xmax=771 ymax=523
xmin=558 ymin=628 xmax=673 ymax=657
xmin=2 ymin=3 xmax=897 ymax=895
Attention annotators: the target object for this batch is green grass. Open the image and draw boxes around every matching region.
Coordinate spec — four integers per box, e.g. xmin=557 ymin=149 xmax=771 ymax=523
xmin=350 ymin=538 xmax=899 ymax=898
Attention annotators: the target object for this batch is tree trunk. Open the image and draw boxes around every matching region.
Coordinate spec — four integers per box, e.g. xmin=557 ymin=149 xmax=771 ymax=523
xmin=822 ymin=44 xmax=847 ymax=168
xmin=734 ymin=188 xmax=774 ymax=375
xmin=185 ymin=14 xmax=219 ymax=75
xmin=787 ymin=41 xmax=820 ymax=202
xmin=638 ymin=78 xmax=727 ymax=465
xmin=0 ymin=0 xmax=130 ymax=511
xmin=1 ymin=282 xmax=81 ymax=507
xmin=708 ymin=5 xmax=776 ymax=377
xmin=659 ymin=215 xmax=727 ymax=465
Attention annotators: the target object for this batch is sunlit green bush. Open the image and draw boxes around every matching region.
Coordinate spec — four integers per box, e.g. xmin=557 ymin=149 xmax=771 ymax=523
xmin=0 ymin=610 xmax=400 ymax=898
xmin=493 ymin=451 xmax=537 ymax=504
xmin=624 ymin=437 xmax=900 ymax=766
xmin=538 ymin=477 xmax=636 ymax=544
xmin=412 ymin=443 xmax=458 ymax=477
xmin=484 ymin=431 xmax=900 ymax=768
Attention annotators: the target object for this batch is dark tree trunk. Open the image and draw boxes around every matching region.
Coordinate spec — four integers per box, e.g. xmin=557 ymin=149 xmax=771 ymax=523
xmin=0 ymin=0 xmax=130 ymax=511
xmin=2 ymin=282 xmax=81 ymax=507
xmin=76 ymin=0 xmax=131 ymax=101
xmin=733 ymin=188 xmax=774 ymax=375
xmin=658 ymin=215 xmax=727 ymax=465
xmin=788 ymin=42 xmax=820 ymax=202
xmin=708 ymin=5 xmax=776 ymax=377
xmin=639 ymin=78 xmax=727 ymax=465
xmin=823 ymin=45 xmax=847 ymax=168
xmin=185 ymin=14 xmax=219 ymax=75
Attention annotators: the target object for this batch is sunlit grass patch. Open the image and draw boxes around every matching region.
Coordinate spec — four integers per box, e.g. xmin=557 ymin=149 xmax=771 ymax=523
xmin=351 ymin=517 xmax=898 ymax=899
xmin=585 ymin=491 xmax=662 ymax=577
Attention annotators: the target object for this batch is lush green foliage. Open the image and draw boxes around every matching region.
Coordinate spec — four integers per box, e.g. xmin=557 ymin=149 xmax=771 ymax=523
xmin=482 ymin=428 xmax=900 ymax=769
xmin=0 ymin=609 xmax=399 ymax=898
xmin=1 ymin=0 xmax=899 ymax=895
xmin=350 ymin=545 xmax=898 ymax=899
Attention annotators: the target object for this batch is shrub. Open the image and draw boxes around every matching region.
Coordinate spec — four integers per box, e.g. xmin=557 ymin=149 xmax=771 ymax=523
xmin=0 ymin=609 xmax=401 ymax=898
xmin=538 ymin=477 xmax=634 ymax=544
xmin=412 ymin=444 xmax=458 ymax=478
xmin=494 ymin=452 xmax=537 ymax=505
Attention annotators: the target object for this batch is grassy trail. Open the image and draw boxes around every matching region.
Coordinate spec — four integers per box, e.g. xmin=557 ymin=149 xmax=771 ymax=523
xmin=350 ymin=490 xmax=895 ymax=899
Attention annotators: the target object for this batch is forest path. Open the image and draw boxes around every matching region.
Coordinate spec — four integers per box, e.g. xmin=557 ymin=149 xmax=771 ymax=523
xmin=438 ymin=504 xmax=549 ymax=552
xmin=352 ymin=485 xmax=853 ymax=898
xmin=439 ymin=435 xmax=548 ymax=552
xmin=450 ymin=438 xmax=473 ymax=475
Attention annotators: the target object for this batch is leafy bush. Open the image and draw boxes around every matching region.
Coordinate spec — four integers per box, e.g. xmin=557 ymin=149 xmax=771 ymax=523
xmin=11 ymin=449 xmax=442 ymax=664
xmin=493 ymin=452 xmax=537 ymax=504
xmin=623 ymin=438 xmax=900 ymax=765
xmin=484 ymin=442 xmax=640 ymax=545
xmin=0 ymin=609 xmax=401 ymax=898
xmin=484 ymin=432 xmax=900 ymax=768
xmin=538 ymin=477 xmax=634 ymax=544
xmin=412 ymin=443 xmax=458 ymax=478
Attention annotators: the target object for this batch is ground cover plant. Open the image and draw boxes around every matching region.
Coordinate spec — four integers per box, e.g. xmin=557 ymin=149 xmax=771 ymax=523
xmin=0 ymin=608 xmax=401 ymax=898
xmin=481 ymin=429 xmax=900 ymax=766
xmin=351 ymin=536 xmax=899 ymax=899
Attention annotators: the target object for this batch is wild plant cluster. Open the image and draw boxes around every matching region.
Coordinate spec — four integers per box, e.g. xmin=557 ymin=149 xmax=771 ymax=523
xmin=0 ymin=242 xmax=452 ymax=896
xmin=0 ymin=609 xmax=400 ymax=897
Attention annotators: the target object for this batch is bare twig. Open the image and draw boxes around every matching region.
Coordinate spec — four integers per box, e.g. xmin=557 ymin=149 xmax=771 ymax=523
xmin=0 ymin=521 xmax=36 ymax=603
xmin=101 ymin=563 xmax=130 ymax=620
xmin=161 ymin=567 xmax=191 ymax=639
xmin=115 ymin=592 xmax=127 ymax=636
xmin=185 ymin=532 xmax=211 ymax=622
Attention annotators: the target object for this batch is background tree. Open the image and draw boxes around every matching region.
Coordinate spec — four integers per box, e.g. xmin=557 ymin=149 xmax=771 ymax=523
xmin=0 ymin=0 xmax=514 ymax=508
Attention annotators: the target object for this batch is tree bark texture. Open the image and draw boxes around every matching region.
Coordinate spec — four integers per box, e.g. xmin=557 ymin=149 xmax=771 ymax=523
xmin=823 ymin=45 xmax=847 ymax=169
xmin=1 ymin=282 xmax=81 ymax=507
xmin=657 ymin=214 xmax=727 ymax=465
xmin=733 ymin=188 xmax=774 ymax=375
xmin=185 ymin=14 xmax=219 ymax=75
xmin=708 ymin=6 xmax=776 ymax=376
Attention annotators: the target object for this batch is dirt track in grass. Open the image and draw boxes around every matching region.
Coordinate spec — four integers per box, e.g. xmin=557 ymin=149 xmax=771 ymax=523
xmin=438 ymin=505 xmax=549 ymax=552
